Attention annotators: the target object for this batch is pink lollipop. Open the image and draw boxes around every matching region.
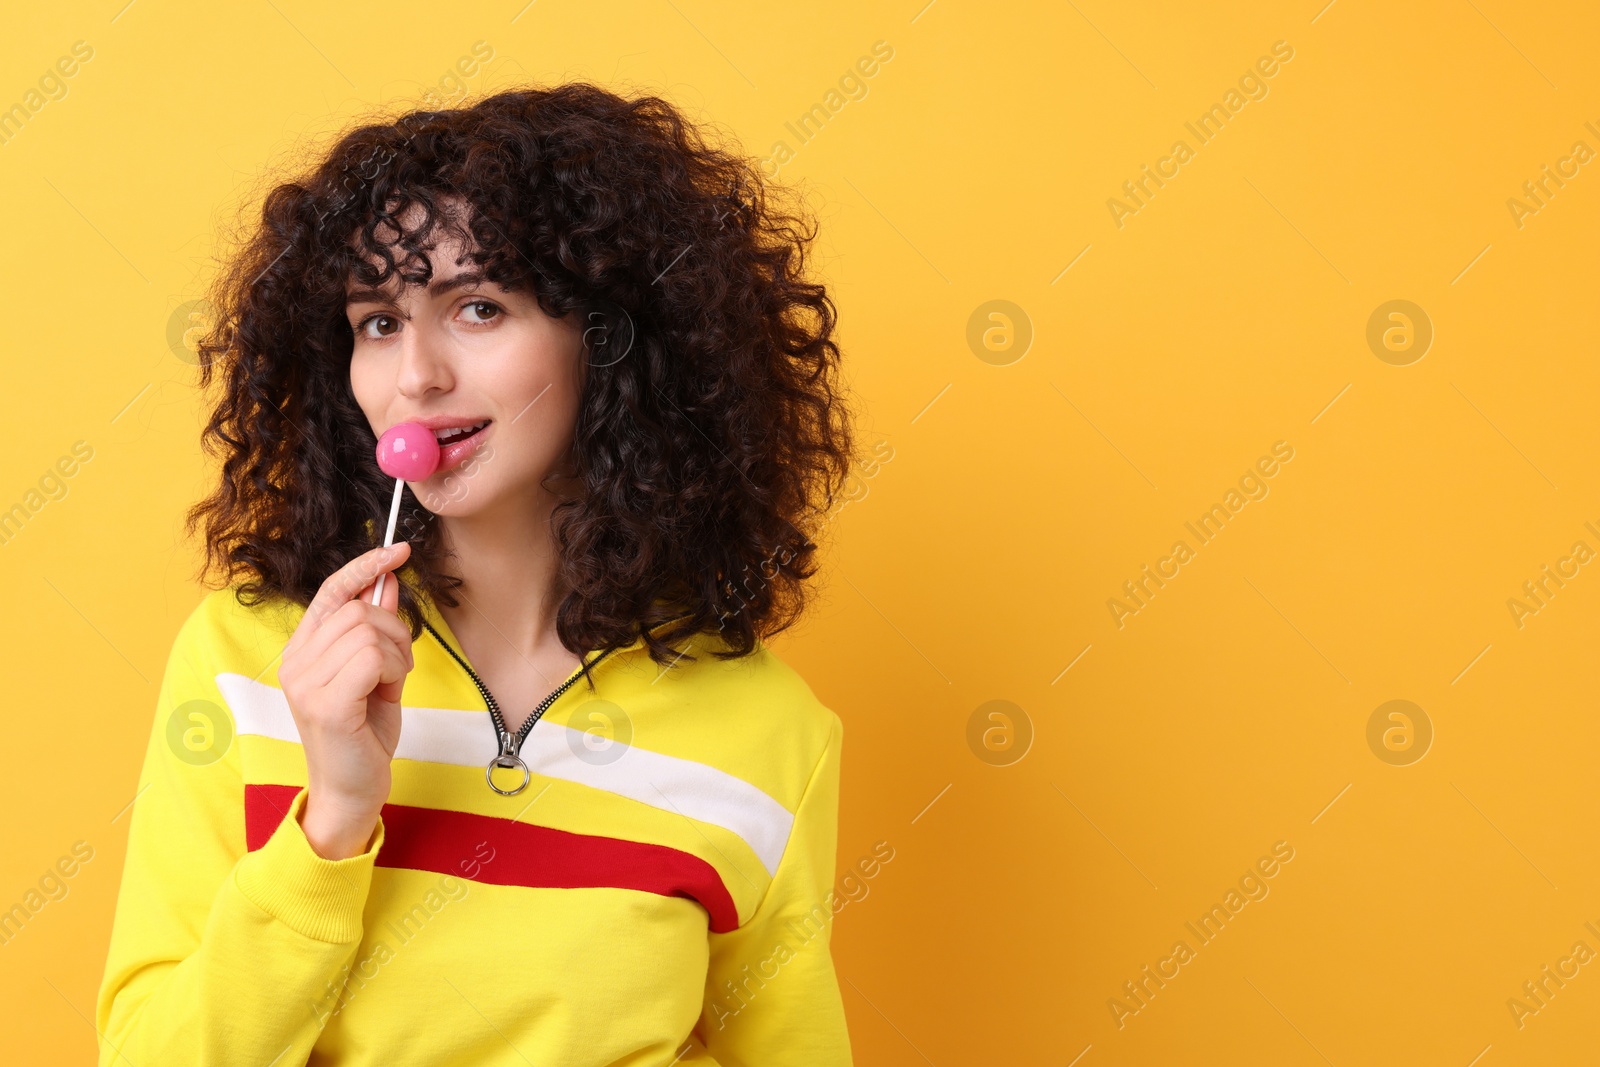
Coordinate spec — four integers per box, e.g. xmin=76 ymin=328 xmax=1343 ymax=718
xmin=377 ymin=422 xmax=441 ymax=481
xmin=370 ymin=422 xmax=440 ymax=605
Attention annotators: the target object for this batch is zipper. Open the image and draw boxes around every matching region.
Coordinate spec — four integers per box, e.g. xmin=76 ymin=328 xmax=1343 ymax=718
xmin=419 ymin=613 xmax=693 ymax=796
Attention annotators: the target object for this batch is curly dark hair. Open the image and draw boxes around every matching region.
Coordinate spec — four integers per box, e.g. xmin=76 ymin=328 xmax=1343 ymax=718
xmin=184 ymin=82 xmax=857 ymax=681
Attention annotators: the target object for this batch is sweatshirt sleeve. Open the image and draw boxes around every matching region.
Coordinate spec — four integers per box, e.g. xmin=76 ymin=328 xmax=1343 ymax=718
xmin=95 ymin=596 xmax=386 ymax=1067
xmin=697 ymin=712 xmax=853 ymax=1066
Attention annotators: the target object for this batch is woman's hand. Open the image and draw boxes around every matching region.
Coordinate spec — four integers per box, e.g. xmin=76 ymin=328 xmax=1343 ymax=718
xmin=278 ymin=542 xmax=415 ymax=859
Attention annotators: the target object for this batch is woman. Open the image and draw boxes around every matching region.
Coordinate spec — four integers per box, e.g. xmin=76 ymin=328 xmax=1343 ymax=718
xmin=96 ymin=83 xmax=858 ymax=1066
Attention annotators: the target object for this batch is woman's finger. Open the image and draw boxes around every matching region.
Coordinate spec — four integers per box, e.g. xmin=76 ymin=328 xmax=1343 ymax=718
xmin=356 ymin=563 xmax=405 ymax=615
xmin=286 ymin=542 xmax=411 ymax=657
xmin=289 ymin=597 xmax=414 ymax=685
xmin=306 ymin=625 xmax=410 ymax=710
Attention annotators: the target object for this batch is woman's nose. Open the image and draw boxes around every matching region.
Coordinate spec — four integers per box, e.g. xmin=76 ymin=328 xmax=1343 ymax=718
xmin=394 ymin=326 xmax=455 ymax=398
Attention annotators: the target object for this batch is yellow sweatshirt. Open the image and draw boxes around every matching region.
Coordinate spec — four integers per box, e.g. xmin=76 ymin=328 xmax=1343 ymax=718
xmin=95 ymin=584 xmax=852 ymax=1066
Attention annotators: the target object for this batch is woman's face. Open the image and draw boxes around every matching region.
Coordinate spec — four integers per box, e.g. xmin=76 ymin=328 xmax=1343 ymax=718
xmin=346 ymin=212 xmax=586 ymax=524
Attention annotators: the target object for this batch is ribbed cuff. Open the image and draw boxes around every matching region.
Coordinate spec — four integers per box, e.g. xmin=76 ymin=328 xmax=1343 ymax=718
xmin=233 ymin=786 xmax=385 ymax=944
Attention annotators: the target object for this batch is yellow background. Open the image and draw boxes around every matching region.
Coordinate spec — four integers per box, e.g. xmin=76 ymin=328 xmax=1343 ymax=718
xmin=3 ymin=1 xmax=1598 ymax=1063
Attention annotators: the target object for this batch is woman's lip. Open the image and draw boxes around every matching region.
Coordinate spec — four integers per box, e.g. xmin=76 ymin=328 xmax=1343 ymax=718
xmin=432 ymin=421 xmax=492 ymax=474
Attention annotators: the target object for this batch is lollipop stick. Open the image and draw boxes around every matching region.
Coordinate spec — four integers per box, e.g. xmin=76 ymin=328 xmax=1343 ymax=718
xmin=370 ymin=477 xmax=405 ymax=606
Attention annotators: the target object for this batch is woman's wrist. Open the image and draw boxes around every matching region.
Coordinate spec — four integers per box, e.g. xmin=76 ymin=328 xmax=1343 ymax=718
xmin=299 ymin=789 xmax=382 ymax=860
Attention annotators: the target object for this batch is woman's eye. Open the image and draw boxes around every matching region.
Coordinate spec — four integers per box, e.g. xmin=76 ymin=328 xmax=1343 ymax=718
xmin=460 ymin=300 xmax=502 ymax=324
xmin=355 ymin=314 xmax=399 ymax=340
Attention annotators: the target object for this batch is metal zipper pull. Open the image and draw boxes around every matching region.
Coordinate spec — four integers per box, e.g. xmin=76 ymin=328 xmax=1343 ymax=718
xmin=487 ymin=727 xmax=530 ymax=796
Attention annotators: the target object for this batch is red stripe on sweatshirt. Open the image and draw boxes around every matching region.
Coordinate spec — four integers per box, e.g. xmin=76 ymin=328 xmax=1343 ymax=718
xmin=244 ymin=782 xmax=739 ymax=932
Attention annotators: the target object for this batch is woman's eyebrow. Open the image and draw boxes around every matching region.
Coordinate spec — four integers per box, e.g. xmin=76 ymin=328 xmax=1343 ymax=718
xmin=345 ymin=271 xmax=487 ymax=306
